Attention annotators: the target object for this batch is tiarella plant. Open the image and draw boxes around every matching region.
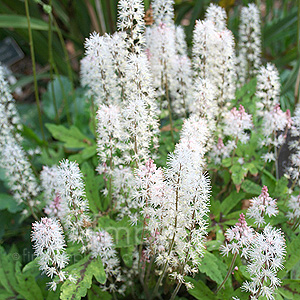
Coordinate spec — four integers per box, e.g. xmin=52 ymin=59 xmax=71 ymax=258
xmin=0 ymin=1 xmax=298 ymax=300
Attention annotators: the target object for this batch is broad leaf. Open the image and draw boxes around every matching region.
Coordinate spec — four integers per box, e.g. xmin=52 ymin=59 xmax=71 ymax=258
xmin=61 ymin=255 xmax=106 ymax=300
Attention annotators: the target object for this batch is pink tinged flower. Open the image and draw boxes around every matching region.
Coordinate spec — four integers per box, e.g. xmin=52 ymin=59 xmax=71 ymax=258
xmin=220 ymin=213 xmax=254 ymax=257
xmin=247 ymin=186 xmax=278 ymax=227
xmin=223 ymin=105 xmax=253 ymax=143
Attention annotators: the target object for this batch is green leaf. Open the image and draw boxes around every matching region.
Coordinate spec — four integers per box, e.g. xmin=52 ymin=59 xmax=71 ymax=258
xmin=220 ymin=191 xmax=246 ymax=216
xmin=0 ymin=247 xmax=18 ymax=295
xmin=42 ymin=76 xmax=72 ymax=121
xmin=121 ymin=246 xmax=134 ymax=268
xmin=87 ymin=285 xmax=112 ymax=300
xmin=278 ymin=235 xmax=300 ymax=279
xmin=69 ymin=145 xmax=97 ymax=164
xmin=198 ymin=251 xmax=226 ymax=285
xmin=45 ymin=124 xmax=93 ymax=148
xmin=15 ymin=261 xmax=44 ymax=300
xmin=0 ymin=15 xmax=50 ymax=30
xmin=81 ymin=162 xmax=102 ymax=213
xmin=61 ymin=255 xmax=106 ymax=300
xmin=230 ymin=164 xmax=248 ymax=186
xmin=185 ymin=277 xmax=217 ymax=300
xmin=222 ymin=157 xmax=232 ymax=168
xmin=98 ymin=216 xmax=142 ymax=248
xmin=0 ymin=193 xmax=22 ymax=213
xmin=278 ymin=280 xmax=300 ymax=299
xmin=240 ymin=180 xmax=261 ymax=196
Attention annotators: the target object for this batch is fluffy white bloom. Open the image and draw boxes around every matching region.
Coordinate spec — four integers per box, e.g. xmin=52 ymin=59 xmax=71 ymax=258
xmin=241 ymin=225 xmax=286 ymax=300
xmin=256 ymin=64 xmax=280 ymax=114
xmin=261 ymin=105 xmax=292 ymax=153
xmin=175 ymin=26 xmax=188 ymax=56
xmin=0 ymin=134 xmax=40 ymax=206
xmin=43 ymin=160 xmax=92 ymax=250
xmin=190 ymin=78 xmax=217 ymax=121
xmin=192 ymin=20 xmax=218 ymax=78
xmin=170 ymin=55 xmax=193 ymax=116
xmin=123 ymin=53 xmax=160 ymax=140
xmin=133 ymin=122 xmax=211 ymax=287
xmin=247 ymin=186 xmax=278 ymax=227
xmin=89 ymin=230 xmax=120 ymax=276
xmin=220 ymin=213 xmax=254 ymax=258
xmin=210 ymin=138 xmax=237 ymax=165
xmin=117 ymin=0 xmax=145 ymax=52
xmin=179 ymin=115 xmax=211 ymax=165
xmin=287 ymin=195 xmax=300 ymax=226
xmin=237 ymin=4 xmax=262 ymax=84
xmin=31 ymin=217 xmax=69 ymax=287
xmin=223 ymin=105 xmax=253 ymax=143
xmin=41 ymin=165 xmax=67 ymax=219
xmin=0 ymin=65 xmax=22 ymax=141
xmin=146 ymin=23 xmax=176 ymax=100
xmin=82 ymin=33 xmax=121 ymax=106
xmin=205 ymin=3 xmax=227 ymax=31
xmin=96 ymin=104 xmax=127 ymax=173
xmin=152 ymin=0 xmax=174 ymax=26
xmin=192 ymin=20 xmax=236 ymax=112
xmin=286 ymin=105 xmax=300 ymax=185
xmin=58 ymin=160 xmax=91 ymax=245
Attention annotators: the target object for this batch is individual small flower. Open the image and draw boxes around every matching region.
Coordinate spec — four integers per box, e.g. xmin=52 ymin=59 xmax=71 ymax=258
xmin=223 ymin=105 xmax=253 ymax=143
xmin=237 ymin=3 xmax=262 ymax=84
xmin=256 ymin=64 xmax=280 ymax=114
xmin=241 ymin=225 xmax=286 ymax=300
xmin=220 ymin=213 xmax=254 ymax=258
xmin=31 ymin=217 xmax=69 ymax=287
xmin=247 ymin=186 xmax=278 ymax=227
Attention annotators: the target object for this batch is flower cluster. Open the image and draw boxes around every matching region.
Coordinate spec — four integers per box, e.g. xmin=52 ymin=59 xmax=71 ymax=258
xmin=237 ymin=3 xmax=261 ymax=84
xmin=287 ymin=195 xmax=300 ymax=228
xmin=31 ymin=217 xmax=69 ymax=291
xmin=247 ymin=186 xmax=278 ymax=227
xmin=223 ymin=105 xmax=253 ymax=143
xmin=0 ymin=66 xmax=40 ymax=212
xmin=117 ymin=0 xmax=145 ymax=52
xmin=261 ymin=104 xmax=292 ymax=162
xmin=241 ymin=225 xmax=286 ymax=300
xmin=220 ymin=213 xmax=254 ymax=258
xmin=133 ymin=116 xmax=211 ymax=287
xmin=256 ymin=63 xmax=280 ymax=115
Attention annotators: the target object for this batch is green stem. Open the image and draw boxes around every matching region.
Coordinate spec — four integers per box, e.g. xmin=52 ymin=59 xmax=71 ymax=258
xmin=170 ymin=281 xmax=182 ymax=300
xmin=52 ymin=17 xmax=74 ymax=91
xmin=152 ymin=167 xmax=181 ymax=299
xmin=151 ymin=235 xmax=176 ymax=299
xmin=25 ymin=0 xmax=46 ymax=144
xmin=216 ymin=252 xmax=238 ymax=294
xmin=47 ymin=0 xmax=59 ymax=124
